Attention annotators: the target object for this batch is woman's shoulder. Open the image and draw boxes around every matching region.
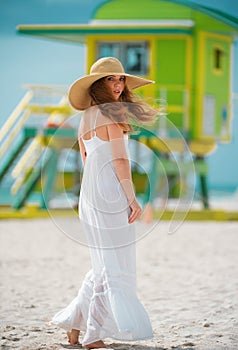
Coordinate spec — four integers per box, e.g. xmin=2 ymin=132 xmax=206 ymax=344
xmin=106 ymin=121 xmax=126 ymax=139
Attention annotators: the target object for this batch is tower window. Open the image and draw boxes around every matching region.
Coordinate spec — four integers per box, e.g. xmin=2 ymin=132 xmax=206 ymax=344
xmin=97 ymin=41 xmax=149 ymax=75
xmin=214 ymin=48 xmax=224 ymax=70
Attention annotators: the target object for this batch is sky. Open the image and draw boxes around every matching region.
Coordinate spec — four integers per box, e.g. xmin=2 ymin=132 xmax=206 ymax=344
xmin=0 ymin=0 xmax=238 ymax=192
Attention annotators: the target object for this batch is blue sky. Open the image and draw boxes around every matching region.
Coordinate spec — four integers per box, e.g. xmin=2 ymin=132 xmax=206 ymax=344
xmin=0 ymin=0 xmax=238 ymax=191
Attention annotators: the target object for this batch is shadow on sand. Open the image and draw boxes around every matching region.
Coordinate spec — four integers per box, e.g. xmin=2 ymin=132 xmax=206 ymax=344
xmin=60 ymin=341 xmax=195 ymax=350
xmin=110 ymin=343 xmax=195 ymax=350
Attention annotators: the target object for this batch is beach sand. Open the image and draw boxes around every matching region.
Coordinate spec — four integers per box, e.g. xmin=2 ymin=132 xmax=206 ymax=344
xmin=0 ymin=217 xmax=238 ymax=349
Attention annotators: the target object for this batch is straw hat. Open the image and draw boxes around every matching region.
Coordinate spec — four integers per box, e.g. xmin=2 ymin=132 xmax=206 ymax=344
xmin=68 ymin=57 xmax=154 ymax=110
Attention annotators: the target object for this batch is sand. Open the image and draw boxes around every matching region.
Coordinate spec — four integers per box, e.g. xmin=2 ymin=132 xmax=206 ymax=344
xmin=0 ymin=217 xmax=238 ymax=349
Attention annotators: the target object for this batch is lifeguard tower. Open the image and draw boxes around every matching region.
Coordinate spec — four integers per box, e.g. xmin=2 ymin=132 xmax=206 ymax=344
xmin=1 ymin=0 xmax=238 ymax=217
xmin=18 ymin=0 xmax=238 ymax=143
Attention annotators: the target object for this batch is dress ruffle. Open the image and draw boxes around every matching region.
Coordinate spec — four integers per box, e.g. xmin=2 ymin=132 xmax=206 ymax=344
xmin=50 ymin=269 xmax=153 ymax=346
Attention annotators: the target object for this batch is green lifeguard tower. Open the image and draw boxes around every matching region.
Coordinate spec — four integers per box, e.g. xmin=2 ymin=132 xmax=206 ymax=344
xmin=1 ymin=0 xmax=237 ymax=216
xmin=18 ymin=0 xmax=238 ymax=147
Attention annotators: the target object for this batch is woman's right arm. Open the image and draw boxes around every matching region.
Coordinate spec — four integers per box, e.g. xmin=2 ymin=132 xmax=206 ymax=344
xmin=107 ymin=123 xmax=142 ymax=224
xmin=78 ymin=125 xmax=87 ymax=165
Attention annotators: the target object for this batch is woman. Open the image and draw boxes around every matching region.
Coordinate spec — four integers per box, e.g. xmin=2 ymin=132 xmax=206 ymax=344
xmin=50 ymin=57 xmax=158 ymax=349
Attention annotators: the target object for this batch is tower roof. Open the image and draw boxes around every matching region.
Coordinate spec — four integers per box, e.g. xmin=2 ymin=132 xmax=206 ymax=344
xmin=17 ymin=0 xmax=238 ymax=43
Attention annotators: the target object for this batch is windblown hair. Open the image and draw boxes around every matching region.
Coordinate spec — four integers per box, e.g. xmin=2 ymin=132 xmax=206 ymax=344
xmin=89 ymin=76 xmax=159 ymax=132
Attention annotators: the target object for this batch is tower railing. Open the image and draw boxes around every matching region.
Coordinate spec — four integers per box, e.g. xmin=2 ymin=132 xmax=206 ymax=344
xmin=0 ymin=85 xmax=74 ymax=208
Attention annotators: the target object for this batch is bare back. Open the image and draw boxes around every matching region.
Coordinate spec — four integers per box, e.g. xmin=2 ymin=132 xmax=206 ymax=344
xmin=79 ymin=107 xmax=111 ymax=142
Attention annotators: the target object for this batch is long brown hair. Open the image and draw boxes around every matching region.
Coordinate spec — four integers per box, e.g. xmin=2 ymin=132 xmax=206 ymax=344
xmin=89 ymin=76 xmax=158 ymax=132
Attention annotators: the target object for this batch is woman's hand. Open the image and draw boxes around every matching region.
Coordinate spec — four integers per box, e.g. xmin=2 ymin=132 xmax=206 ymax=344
xmin=128 ymin=198 xmax=142 ymax=224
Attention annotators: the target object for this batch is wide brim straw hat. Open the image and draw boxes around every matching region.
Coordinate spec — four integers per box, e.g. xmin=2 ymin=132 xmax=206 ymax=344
xmin=68 ymin=57 xmax=154 ymax=110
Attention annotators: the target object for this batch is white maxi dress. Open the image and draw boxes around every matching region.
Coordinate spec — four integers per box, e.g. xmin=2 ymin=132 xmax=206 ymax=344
xmin=50 ymin=111 xmax=153 ymax=346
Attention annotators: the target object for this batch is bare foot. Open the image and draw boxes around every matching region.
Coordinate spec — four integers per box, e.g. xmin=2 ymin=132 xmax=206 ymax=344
xmin=85 ymin=340 xmax=107 ymax=349
xmin=67 ymin=329 xmax=80 ymax=345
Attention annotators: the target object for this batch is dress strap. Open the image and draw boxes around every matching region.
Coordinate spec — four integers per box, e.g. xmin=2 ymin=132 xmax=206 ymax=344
xmin=93 ymin=109 xmax=100 ymax=136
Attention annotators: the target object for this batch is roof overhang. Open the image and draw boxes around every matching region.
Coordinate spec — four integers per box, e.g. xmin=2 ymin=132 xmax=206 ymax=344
xmin=90 ymin=19 xmax=194 ymax=27
xmin=17 ymin=21 xmax=194 ymax=44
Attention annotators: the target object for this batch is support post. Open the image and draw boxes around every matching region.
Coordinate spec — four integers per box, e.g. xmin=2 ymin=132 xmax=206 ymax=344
xmin=196 ymin=156 xmax=209 ymax=209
